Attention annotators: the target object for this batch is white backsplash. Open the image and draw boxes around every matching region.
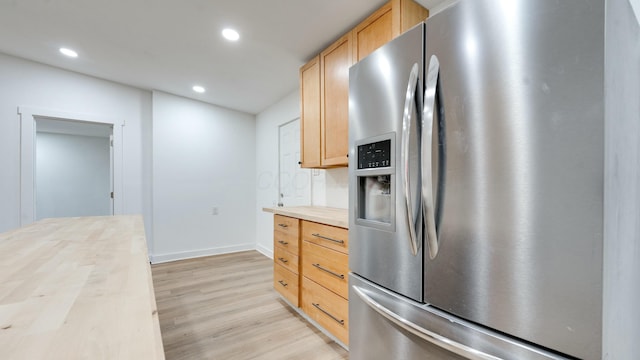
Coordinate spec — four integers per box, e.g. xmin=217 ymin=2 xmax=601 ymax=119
xmin=311 ymin=167 xmax=349 ymax=209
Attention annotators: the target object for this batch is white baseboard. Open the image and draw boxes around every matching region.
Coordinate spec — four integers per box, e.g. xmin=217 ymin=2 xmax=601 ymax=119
xmin=255 ymin=243 xmax=273 ymax=259
xmin=150 ymin=243 xmax=255 ymax=264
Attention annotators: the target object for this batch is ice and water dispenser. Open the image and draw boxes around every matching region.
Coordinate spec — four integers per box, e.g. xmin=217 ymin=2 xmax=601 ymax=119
xmin=356 ymin=137 xmax=394 ymax=228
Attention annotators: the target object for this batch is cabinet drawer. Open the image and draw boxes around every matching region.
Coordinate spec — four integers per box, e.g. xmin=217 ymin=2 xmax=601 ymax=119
xmin=302 ymin=221 xmax=349 ymax=254
xmin=274 ymin=263 xmax=299 ymax=307
xmin=274 ymin=215 xmax=299 ymax=251
xmin=274 ymin=230 xmax=299 ymax=255
xmin=301 ymin=277 xmax=349 ymax=345
xmin=274 ymin=214 xmax=299 ymax=236
xmin=302 ymin=240 xmax=349 ymax=299
xmin=274 ymin=246 xmax=299 ymax=274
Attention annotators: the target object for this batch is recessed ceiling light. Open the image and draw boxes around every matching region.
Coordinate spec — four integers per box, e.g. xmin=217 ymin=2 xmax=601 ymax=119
xmin=222 ymin=28 xmax=240 ymax=41
xmin=193 ymin=85 xmax=206 ymax=93
xmin=59 ymin=47 xmax=78 ymax=58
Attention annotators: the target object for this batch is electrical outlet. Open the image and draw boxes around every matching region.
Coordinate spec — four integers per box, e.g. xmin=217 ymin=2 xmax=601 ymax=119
xmin=212 ymin=207 xmax=219 ymax=215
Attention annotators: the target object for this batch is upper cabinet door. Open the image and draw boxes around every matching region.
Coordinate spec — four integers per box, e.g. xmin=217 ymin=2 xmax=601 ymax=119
xmin=353 ymin=3 xmax=393 ymax=62
xmin=392 ymin=0 xmax=429 ymax=35
xmin=300 ymin=56 xmax=321 ymax=168
xmin=353 ymin=0 xmax=429 ymax=63
xmin=320 ymin=32 xmax=352 ymax=167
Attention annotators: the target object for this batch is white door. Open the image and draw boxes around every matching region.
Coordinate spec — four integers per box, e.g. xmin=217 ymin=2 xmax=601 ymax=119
xmin=278 ymin=119 xmax=310 ymax=207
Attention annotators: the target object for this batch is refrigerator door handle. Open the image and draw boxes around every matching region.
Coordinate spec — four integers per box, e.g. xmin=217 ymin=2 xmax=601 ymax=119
xmin=422 ymin=55 xmax=440 ymax=259
xmin=353 ymin=286 xmax=501 ymax=360
xmin=401 ymin=63 xmax=421 ymax=256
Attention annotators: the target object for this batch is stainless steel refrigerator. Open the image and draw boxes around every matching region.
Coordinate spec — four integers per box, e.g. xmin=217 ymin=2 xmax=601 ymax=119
xmin=348 ymin=0 xmax=604 ymax=359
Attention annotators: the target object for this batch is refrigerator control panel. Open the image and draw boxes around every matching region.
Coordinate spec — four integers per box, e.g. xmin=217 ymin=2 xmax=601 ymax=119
xmin=358 ymin=140 xmax=391 ymax=169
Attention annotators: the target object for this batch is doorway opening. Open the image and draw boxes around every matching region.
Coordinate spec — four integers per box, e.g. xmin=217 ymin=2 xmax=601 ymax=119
xmin=19 ymin=106 xmax=124 ymax=226
xmin=35 ymin=118 xmax=113 ymax=220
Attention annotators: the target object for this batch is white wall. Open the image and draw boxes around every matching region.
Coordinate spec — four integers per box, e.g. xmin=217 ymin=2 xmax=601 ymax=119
xmin=255 ymin=91 xmax=301 ymax=257
xmin=255 ymin=90 xmax=350 ymax=257
xmin=311 ymin=168 xmax=349 ymax=208
xmin=151 ymin=91 xmax=256 ymax=262
xmin=36 ymin=132 xmax=111 ymax=219
xmin=603 ymin=0 xmax=640 ymax=358
xmin=0 ymin=53 xmax=151 ymax=237
xmin=0 ymin=51 xmax=349 ymax=262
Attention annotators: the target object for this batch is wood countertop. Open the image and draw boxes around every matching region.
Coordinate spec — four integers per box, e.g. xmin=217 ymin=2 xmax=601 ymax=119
xmin=263 ymin=206 xmax=349 ymax=228
xmin=0 ymin=215 xmax=165 ymax=360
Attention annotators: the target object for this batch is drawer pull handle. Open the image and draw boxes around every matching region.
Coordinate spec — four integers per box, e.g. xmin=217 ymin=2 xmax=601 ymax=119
xmin=278 ymin=223 xmax=288 ymax=228
xmin=312 ymin=303 xmax=344 ymax=325
xmin=278 ymin=257 xmax=289 ymax=264
xmin=311 ymin=233 xmax=345 ymax=244
xmin=278 ymin=280 xmax=288 ymax=287
xmin=312 ymin=263 xmax=345 ymax=279
xmin=277 ymin=240 xmax=289 ymax=245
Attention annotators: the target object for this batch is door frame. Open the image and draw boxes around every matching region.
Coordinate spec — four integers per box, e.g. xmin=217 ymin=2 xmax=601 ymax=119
xmin=18 ymin=106 xmax=124 ymax=226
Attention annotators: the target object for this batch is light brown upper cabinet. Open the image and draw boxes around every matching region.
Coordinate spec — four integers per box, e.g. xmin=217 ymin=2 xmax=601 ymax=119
xmin=354 ymin=0 xmax=429 ymax=62
xmin=393 ymin=0 xmax=430 ymax=39
xmin=300 ymin=56 xmax=321 ymax=168
xmin=353 ymin=3 xmax=394 ymax=62
xmin=300 ymin=0 xmax=428 ymax=169
xmin=320 ymin=32 xmax=353 ymax=167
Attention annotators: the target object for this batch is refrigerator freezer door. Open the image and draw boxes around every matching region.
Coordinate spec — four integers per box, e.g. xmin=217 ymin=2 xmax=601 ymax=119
xmin=422 ymin=1 xmax=604 ymax=359
xmin=349 ymin=274 xmax=567 ymax=360
xmin=349 ymin=24 xmax=425 ymax=302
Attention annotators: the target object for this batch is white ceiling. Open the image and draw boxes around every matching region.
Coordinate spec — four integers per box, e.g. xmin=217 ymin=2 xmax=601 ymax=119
xmin=0 ymin=0 xmax=432 ymax=115
xmin=416 ymin=0 xmax=457 ymax=14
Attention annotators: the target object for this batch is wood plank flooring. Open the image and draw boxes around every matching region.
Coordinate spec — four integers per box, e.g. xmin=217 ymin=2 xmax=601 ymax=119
xmin=151 ymin=251 xmax=349 ymax=360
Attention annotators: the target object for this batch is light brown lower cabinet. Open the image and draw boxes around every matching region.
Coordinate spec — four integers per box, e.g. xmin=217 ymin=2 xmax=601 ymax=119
xmin=273 ymin=215 xmax=301 ymax=307
xmin=301 ymin=276 xmax=349 ymax=345
xmin=272 ymin=216 xmax=349 ymax=346
xmin=274 ymin=245 xmax=299 ymax=274
xmin=302 ymin=240 xmax=349 ymax=299
xmin=273 ymin=261 xmax=299 ymax=307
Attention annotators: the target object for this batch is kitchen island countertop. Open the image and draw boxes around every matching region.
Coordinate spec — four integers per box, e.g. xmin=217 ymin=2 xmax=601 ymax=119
xmin=0 ymin=215 xmax=164 ymax=359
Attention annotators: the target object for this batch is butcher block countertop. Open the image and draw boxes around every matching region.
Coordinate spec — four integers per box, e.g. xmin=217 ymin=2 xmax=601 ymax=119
xmin=0 ymin=215 xmax=164 ymax=360
xmin=263 ymin=206 xmax=349 ymax=228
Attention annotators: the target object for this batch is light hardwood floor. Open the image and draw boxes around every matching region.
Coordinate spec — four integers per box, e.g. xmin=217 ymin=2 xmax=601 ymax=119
xmin=151 ymin=251 xmax=349 ymax=360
